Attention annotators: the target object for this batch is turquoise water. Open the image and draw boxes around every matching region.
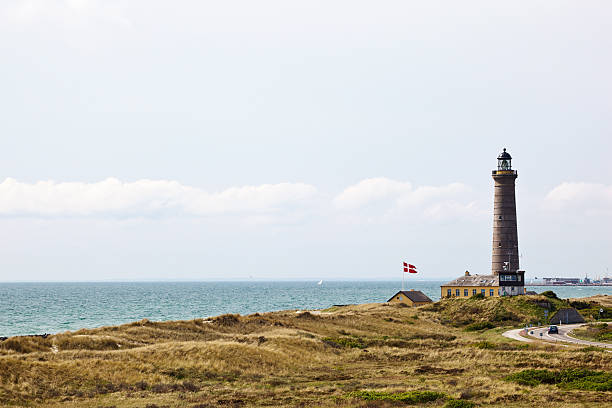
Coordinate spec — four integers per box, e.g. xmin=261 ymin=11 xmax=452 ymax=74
xmin=1 ymin=281 xmax=610 ymax=337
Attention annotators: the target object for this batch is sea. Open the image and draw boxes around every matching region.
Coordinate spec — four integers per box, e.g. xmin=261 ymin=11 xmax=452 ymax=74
xmin=1 ymin=281 xmax=611 ymax=337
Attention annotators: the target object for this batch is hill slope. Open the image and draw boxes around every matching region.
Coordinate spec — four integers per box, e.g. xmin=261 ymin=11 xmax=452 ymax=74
xmin=0 ymin=297 xmax=610 ymax=407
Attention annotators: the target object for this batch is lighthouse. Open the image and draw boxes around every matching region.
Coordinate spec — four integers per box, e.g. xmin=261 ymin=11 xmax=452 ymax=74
xmin=491 ymin=148 xmax=524 ymax=295
xmin=491 ymin=148 xmax=519 ymax=275
xmin=440 ymin=148 xmax=525 ymax=298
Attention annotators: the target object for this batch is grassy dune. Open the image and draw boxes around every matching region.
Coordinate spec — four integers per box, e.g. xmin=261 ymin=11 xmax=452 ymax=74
xmin=572 ymin=323 xmax=612 ymax=344
xmin=1 ymin=295 xmax=611 ymax=407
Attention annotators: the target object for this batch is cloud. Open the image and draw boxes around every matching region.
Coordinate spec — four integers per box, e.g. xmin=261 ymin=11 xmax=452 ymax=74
xmin=332 ymin=178 xmax=413 ymax=211
xmin=0 ymin=177 xmax=485 ymax=222
xmin=332 ymin=177 xmax=479 ymax=220
xmin=0 ymin=178 xmax=318 ymax=218
xmin=545 ymin=182 xmax=612 ymax=216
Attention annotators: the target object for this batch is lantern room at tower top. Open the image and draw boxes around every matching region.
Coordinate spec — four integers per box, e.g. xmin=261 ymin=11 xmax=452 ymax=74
xmin=493 ymin=148 xmax=517 ymax=175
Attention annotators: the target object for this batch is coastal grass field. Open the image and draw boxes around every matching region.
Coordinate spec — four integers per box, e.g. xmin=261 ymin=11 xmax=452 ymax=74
xmin=1 ymin=295 xmax=611 ymax=407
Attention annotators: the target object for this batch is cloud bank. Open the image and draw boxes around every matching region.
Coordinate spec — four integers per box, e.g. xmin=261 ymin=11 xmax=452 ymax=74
xmin=5 ymin=177 xmax=603 ymax=222
xmin=333 ymin=178 xmax=478 ymax=221
xmin=545 ymin=182 xmax=612 ymax=216
xmin=0 ymin=178 xmax=318 ymax=218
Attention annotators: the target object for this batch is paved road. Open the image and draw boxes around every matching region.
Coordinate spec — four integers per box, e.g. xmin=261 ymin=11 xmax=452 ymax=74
xmin=526 ymin=324 xmax=612 ymax=349
xmin=503 ymin=324 xmax=612 ymax=350
xmin=502 ymin=328 xmax=534 ymax=343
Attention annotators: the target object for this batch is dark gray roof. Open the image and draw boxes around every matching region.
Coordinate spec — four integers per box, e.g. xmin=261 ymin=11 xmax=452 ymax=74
xmin=387 ymin=290 xmax=432 ymax=303
xmin=498 ymin=148 xmax=512 ymax=160
xmin=441 ymin=274 xmax=499 ymax=287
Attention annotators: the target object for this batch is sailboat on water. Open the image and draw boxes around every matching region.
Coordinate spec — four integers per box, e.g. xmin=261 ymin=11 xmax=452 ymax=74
xmin=317 ymin=280 xmax=323 ymax=286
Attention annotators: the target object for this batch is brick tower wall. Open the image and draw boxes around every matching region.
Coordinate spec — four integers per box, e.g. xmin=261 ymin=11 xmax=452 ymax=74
xmin=492 ymin=171 xmax=519 ymax=275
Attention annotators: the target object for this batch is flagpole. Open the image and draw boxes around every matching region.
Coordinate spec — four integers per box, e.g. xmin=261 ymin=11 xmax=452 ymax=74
xmin=402 ymin=266 xmax=404 ymax=291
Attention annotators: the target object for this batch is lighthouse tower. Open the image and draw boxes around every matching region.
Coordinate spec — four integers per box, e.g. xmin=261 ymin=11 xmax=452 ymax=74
xmin=492 ymin=148 xmax=519 ymax=275
xmin=492 ymin=148 xmax=524 ymax=295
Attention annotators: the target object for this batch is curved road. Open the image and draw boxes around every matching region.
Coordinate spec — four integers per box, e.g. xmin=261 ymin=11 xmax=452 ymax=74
xmin=503 ymin=324 xmax=612 ymax=350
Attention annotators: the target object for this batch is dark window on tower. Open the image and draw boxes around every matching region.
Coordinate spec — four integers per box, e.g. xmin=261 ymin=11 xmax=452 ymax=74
xmin=498 ymin=242 xmax=502 ymax=247
xmin=498 ymin=216 xmax=502 ymax=220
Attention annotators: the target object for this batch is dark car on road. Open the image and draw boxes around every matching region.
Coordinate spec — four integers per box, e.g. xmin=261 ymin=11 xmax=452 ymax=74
xmin=548 ymin=325 xmax=559 ymax=334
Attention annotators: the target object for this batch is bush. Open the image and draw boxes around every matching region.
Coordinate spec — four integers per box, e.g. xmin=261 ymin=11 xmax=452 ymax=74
xmin=579 ymin=346 xmax=606 ymax=353
xmin=540 ymin=291 xmax=558 ymax=299
xmin=506 ymin=369 xmax=612 ymax=391
xmin=322 ymin=337 xmax=366 ymax=349
xmin=346 ymin=390 xmax=446 ymax=403
xmin=472 ymin=341 xmax=495 ymax=350
xmin=470 ymin=293 xmax=485 ymax=300
xmin=464 ymin=321 xmax=495 ymax=331
xmin=569 ymin=300 xmax=593 ymax=310
xmin=445 ymin=399 xmax=476 ymax=408
xmin=212 ymin=314 xmax=240 ymax=326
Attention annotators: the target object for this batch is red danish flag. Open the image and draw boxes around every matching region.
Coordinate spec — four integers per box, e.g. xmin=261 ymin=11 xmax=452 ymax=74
xmin=403 ymin=262 xmax=417 ymax=273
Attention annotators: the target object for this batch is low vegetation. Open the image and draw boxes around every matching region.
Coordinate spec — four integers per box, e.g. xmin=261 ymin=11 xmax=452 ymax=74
xmin=0 ymin=295 xmax=610 ymax=407
xmin=345 ymin=390 xmax=445 ymax=403
xmin=423 ymin=293 xmax=571 ymax=327
xmin=506 ymin=368 xmax=612 ymax=391
xmin=572 ymin=323 xmax=612 ymax=343
xmin=444 ymin=400 xmax=476 ymax=408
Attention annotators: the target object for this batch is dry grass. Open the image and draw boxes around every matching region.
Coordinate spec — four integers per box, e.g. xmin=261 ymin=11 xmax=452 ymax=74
xmin=570 ymin=295 xmax=612 ymax=308
xmin=572 ymin=323 xmax=612 ymax=344
xmin=0 ymin=298 xmax=611 ymax=407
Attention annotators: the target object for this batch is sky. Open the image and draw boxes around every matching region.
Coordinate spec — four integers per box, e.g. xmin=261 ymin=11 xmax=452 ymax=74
xmin=0 ymin=0 xmax=610 ymax=281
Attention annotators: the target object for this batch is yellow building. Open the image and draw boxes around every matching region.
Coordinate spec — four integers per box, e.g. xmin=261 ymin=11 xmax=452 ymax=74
xmin=440 ymin=271 xmax=501 ymax=298
xmin=387 ymin=290 xmax=433 ymax=306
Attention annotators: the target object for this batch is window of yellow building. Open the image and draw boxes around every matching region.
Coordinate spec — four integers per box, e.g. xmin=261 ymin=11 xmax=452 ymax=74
xmin=463 ymin=289 xmax=468 ymax=296
xmin=489 ymin=289 xmax=494 ymax=296
xmin=455 ymin=289 xmax=460 ymax=297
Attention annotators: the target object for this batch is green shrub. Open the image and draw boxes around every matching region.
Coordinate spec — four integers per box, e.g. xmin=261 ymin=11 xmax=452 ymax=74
xmin=322 ymin=337 xmax=366 ymax=349
xmin=578 ymin=346 xmax=606 ymax=353
xmin=472 ymin=341 xmax=495 ymax=349
xmin=569 ymin=300 xmax=592 ymax=310
xmin=470 ymin=293 xmax=485 ymax=300
xmin=492 ymin=309 xmax=520 ymax=322
xmin=506 ymin=369 xmax=612 ymax=391
xmin=346 ymin=390 xmax=445 ymax=403
xmin=540 ymin=291 xmax=558 ymax=299
xmin=464 ymin=321 xmax=495 ymax=331
xmin=445 ymin=399 xmax=476 ymax=408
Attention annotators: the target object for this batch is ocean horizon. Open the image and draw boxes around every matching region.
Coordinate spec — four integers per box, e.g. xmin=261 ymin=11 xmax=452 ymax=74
xmin=2 ymin=281 xmax=611 ymax=338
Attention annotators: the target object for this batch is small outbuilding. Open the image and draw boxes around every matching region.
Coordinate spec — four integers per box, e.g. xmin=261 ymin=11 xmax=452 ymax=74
xmin=549 ymin=308 xmax=585 ymax=324
xmin=387 ymin=290 xmax=433 ymax=307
